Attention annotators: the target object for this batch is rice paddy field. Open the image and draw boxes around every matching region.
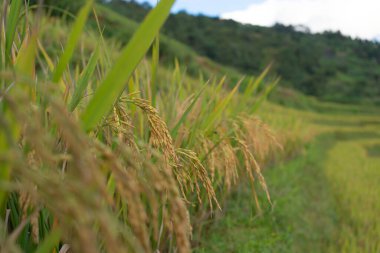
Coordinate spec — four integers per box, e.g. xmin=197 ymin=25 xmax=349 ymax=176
xmin=197 ymin=105 xmax=380 ymax=252
xmin=0 ymin=1 xmax=379 ymax=253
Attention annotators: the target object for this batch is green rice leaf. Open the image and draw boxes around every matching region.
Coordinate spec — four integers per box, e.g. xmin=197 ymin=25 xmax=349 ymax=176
xmin=52 ymin=0 xmax=94 ymax=83
xmin=171 ymin=84 xmax=206 ymax=139
xmin=0 ymin=139 xmax=11 ymax=212
xmin=243 ymin=63 xmax=272 ymax=99
xmin=34 ymin=228 xmax=61 ymax=253
xmin=151 ymin=35 xmax=160 ymax=106
xmin=5 ymin=0 xmax=22 ymax=65
xmin=81 ymin=0 xmax=175 ymax=132
xmin=250 ymin=78 xmax=279 ymax=113
xmin=203 ymin=78 xmax=243 ymax=133
xmin=14 ymin=31 xmax=38 ymax=100
xmin=69 ymin=45 xmax=100 ymax=111
xmin=15 ymin=33 xmax=37 ymax=80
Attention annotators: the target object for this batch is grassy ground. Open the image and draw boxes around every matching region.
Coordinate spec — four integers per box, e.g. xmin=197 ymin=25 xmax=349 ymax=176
xmin=196 ymin=105 xmax=380 ymax=253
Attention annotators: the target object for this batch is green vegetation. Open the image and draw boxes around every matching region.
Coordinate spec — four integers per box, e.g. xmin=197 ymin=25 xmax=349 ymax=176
xmin=325 ymin=136 xmax=380 ymax=252
xmin=90 ymin=4 xmax=247 ymax=84
xmin=197 ymin=107 xmax=380 ymax=252
xmin=103 ymin=0 xmax=380 ymax=104
xmin=1 ymin=1 xmax=278 ymax=252
xmin=1 ymin=0 xmax=379 ymax=252
xmin=196 ymin=135 xmax=338 ymax=253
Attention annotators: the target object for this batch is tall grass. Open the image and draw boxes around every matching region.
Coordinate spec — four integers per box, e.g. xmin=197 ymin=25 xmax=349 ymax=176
xmin=0 ymin=1 xmax=281 ymax=252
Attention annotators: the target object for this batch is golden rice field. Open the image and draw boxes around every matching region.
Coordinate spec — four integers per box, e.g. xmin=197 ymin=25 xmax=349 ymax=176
xmin=198 ymin=105 xmax=380 ymax=252
xmin=324 ymin=130 xmax=380 ymax=252
xmin=0 ymin=1 xmax=379 ymax=253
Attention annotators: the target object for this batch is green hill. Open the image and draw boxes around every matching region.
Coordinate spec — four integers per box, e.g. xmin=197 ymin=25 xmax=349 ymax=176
xmin=90 ymin=4 xmax=280 ymax=95
xmin=102 ymin=0 xmax=380 ymax=104
xmin=93 ymin=4 xmax=242 ymax=80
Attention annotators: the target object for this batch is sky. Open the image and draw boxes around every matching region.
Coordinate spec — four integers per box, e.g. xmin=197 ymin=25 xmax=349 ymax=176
xmin=135 ymin=0 xmax=261 ymax=16
xmin=136 ymin=0 xmax=380 ymax=40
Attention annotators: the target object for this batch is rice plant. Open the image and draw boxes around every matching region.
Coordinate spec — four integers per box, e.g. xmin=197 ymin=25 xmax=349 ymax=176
xmin=0 ymin=1 xmax=281 ymax=252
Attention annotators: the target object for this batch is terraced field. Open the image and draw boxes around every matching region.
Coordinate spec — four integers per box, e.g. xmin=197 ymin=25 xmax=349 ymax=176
xmin=197 ymin=105 xmax=380 ymax=253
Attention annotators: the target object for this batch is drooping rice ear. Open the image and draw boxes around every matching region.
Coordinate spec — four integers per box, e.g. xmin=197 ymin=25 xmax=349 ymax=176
xmin=127 ymin=97 xmax=178 ymax=163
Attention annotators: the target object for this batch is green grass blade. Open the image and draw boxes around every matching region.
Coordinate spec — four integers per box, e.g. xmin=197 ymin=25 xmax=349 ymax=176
xmin=0 ymin=133 xmax=11 ymax=213
xmin=92 ymin=7 xmax=112 ymax=69
xmin=15 ymin=33 xmax=37 ymax=79
xmin=52 ymin=0 xmax=94 ymax=83
xmin=203 ymin=78 xmax=243 ymax=133
xmin=250 ymin=78 xmax=279 ymax=113
xmin=81 ymin=0 xmax=175 ymax=132
xmin=171 ymin=83 xmax=207 ymax=139
xmin=215 ymin=76 xmax=226 ymax=94
xmin=14 ymin=31 xmax=38 ymax=100
xmin=69 ymin=45 xmax=100 ymax=111
xmin=5 ymin=0 xmax=22 ymax=66
xmin=243 ymin=63 xmax=272 ymax=99
xmin=34 ymin=228 xmax=61 ymax=253
xmin=151 ymin=34 xmax=160 ymax=106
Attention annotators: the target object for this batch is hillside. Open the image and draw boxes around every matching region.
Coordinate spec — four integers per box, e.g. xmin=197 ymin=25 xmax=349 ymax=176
xmin=103 ymin=0 xmax=380 ymax=104
xmin=30 ymin=0 xmax=251 ymax=84
xmin=93 ymin=5 xmax=242 ymax=80
xmin=89 ymin=4 xmax=279 ymax=97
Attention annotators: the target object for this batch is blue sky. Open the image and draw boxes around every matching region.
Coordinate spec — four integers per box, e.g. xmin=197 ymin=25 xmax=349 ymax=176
xmin=135 ymin=0 xmax=263 ymax=16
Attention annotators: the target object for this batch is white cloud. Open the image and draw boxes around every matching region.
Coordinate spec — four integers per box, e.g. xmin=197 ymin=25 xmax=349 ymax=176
xmin=221 ymin=0 xmax=380 ymax=40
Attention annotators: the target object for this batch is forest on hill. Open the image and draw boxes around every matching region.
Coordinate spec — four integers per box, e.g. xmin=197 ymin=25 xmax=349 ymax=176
xmin=103 ymin=0 xmax=380 ymax=104
xmin=31 ymin=0 xmax=380 ymax=103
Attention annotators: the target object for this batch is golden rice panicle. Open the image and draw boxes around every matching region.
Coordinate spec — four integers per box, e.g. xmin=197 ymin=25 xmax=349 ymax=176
xmin=105 ymin=99 xmax=138 ymax=150
xmin=252 ymin=116 xmax=283 ymax=151
xmin=127 ymin=97 xmax=178 ymax=163
xmin=219 ymin=137 xmax=239 ymax=191
xmin=234 ymin=118 xmax=276 ymax=205
xmin=198 ymin=128 xmax=239 ymax=191
xmin=201 ymin=138 xmax=216 ymax=181
xmin=240 ymin=115 xmax=282 ymax=162
xmin=2 ymin=92 xmax=145 ymax=252
xmin=51 ymin=98 xmax=191 ymax=252
xmin=97 ymin=143 xmax=151 ymax=251
xmin=36 ymin=104 xmax=129 ymax=250
xmin=237 ymin=137 xmax=272 ymax=210
xmin=235 ymin=137 xmax=261 ymax=211
xmin=176 ymin=148 xmax=220 ymax=210
xmin=97 ymin=140 xmax=192 ymax=253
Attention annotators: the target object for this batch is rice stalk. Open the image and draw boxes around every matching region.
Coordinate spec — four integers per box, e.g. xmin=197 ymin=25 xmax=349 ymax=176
xmin=0 ymin=0 xmax=282 ymax=251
